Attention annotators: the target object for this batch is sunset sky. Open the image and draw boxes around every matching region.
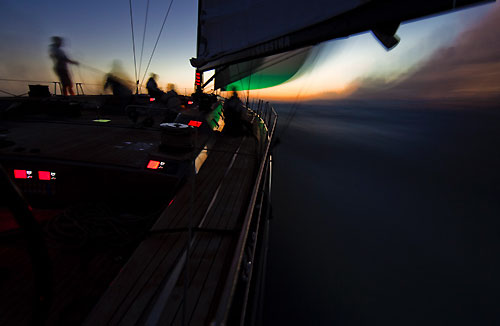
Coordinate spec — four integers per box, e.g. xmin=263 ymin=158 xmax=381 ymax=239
xmin=0 ymin=0 xmax=498 ymax=104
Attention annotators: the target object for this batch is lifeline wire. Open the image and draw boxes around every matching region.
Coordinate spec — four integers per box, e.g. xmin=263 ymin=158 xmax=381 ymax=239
xmin=278 ymin=47 xmax=322 ymax=140
xmin=0 ymin=89 xmax=18 ymax=96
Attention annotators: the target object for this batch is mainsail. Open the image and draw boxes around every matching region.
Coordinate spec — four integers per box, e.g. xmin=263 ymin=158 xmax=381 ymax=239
xmin=192 ymin=0 xmax=494 ymax=84
xmin=214 ymin=47 xmax=312 ymax=91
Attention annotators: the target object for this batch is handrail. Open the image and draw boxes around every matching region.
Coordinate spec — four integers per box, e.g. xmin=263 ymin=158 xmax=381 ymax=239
xmin=211 ymin=103 xmax=277 ymax=325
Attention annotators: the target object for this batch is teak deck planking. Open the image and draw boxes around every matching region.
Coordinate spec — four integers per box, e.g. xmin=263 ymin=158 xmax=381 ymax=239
xmin=86 ymin=137 xmax=237 ymax=325
xmin=157 ymin=136 xmax=257 ymax=325
xmin=85 ymin=134 xmax=258 ymax=325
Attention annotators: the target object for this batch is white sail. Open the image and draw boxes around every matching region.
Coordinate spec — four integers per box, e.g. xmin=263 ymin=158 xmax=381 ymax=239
xmin=193 ymin=0 xmax=494 ymax=72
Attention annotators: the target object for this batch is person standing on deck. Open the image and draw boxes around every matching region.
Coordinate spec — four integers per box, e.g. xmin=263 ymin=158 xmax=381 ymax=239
xmin=223 ymin=88 xmax=246 ymax=135
xmin=163 ymin=83 xmax=181 ymax=110
xmin=49 ymin=36 xmax=79 ymax=96
xmin=146 ymin=73 xmax=163 ymax=99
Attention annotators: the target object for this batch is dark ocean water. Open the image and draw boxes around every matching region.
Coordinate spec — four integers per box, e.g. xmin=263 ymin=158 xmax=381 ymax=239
xmin=263 ymin=103 xmax=500 ymax=326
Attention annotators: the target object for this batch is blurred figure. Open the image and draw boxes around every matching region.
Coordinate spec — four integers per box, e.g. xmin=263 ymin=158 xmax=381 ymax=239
xmin=104 ymin=74 xmax=132 ymax=97
xmin=108 ymin=60 xmax=133 ymax=87
xmin=163 ymin=83 xmax=181 ymax=110
xmin=102 ymin=61 xmax=134 ymax=110
xmin=166 ymin=83 xmax=176 ymax=92
xmin=192 ymin=89 xmax=217 ymax=112
xmin=223 ymin=88 xmax=246 ymax=135
xmin=159 ymin=83 xmax=182 ymax=123
xmin=49 ymin=36 xmax=79 ymax=96
xmin=146 ymin=73 xmax=163 ymax=99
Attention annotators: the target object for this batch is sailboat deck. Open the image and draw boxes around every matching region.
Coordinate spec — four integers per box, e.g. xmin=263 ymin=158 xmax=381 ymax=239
xmin=85 ymin=133 xmax=258 ymax=325
xmin=0 ymin=212 xmax=142 ymax=326
xmin=0 ymin=114 xmax=206 ymax=169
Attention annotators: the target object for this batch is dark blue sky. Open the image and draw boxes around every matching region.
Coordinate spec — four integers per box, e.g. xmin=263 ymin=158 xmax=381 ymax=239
xmin=0 ymin=0 xmax=198 ymax=94
xmin=0 ymin=0 xmax=497 ymax=101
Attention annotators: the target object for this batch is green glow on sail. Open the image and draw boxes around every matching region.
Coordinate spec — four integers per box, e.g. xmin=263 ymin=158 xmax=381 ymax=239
xmin=226 ymin=73 xmax=299 ymax=91
xmin=216 ymin=48 xmax=312 ymax=91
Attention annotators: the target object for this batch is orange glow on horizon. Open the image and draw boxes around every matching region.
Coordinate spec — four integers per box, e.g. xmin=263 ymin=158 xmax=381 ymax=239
xmin=221 ymin=80 xmax=361 ymax=102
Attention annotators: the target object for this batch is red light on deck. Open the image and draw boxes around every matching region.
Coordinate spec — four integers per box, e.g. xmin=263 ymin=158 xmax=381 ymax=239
xmin=187 ymin=101 xmax=193 ymax=105
xmin=188 ymin=120 xmax=202 ymax=127
xmin=150 ymin=97 xmax=155 ymax=102
xmin=38 ymin=171 xmax=51 ymax=181
xmin=147 ymin=160 xmax=161 ymax=169
xmin=14 ymin=169 xmax=27 ymax=179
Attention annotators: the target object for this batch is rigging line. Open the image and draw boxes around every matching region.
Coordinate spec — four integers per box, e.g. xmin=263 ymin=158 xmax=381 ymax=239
xmin=129 ymin=0 xmax=139 ymax=92
xmin=280 ymin=50 xmax=321 ymax=125
xmin=76 ymin=65 xmax=88 ymax=95
xmin=0 ymin=78 xmax=55 ymax=84
xmin=80 ymin=83 xmax=103 ymax=87
xmin=145 ymin=138 xmax=244 ymax=326
xmin=278 ymin=47 xmax=322 ymax=139
xmin=230 ymin=48 xmax=310 ymax=92
xmin=138 ymin=0 xmax=150 ymax=83
xmin=246 ymin=67 xmax=252 ymax=107
xmin=234 ymin=62 xmax=245 ymax=93
xmin=245 ymin=56 xmax=255 ymax=107
xmin=79 ymin=63 xmax=106 ymax=75
xmin=0 ymin=89 xmax=19 ymax=96
xmin=139 ymin=0 xmax=175 ymax=89
xmin=76 ymin=65 xmax=85 ymax=85
xmin=80 ymin=63 xmax=133 ymax=88
xmin=254 ymin=47 xmax=311 ymax=73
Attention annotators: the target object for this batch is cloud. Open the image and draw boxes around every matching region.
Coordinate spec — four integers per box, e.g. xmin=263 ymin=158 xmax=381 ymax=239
xmin=341 ymin=4 xmax=500 ymax=107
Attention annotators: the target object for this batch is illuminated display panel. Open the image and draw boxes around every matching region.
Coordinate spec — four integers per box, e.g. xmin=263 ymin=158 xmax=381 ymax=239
xmin=14 ymin=169 xmax=56 ymax=180
xmin=38 ymin=171 xmax=51 ymax=180
xmin=147 ymin=160 xmax=161 ymax=169
xmin=150 ymin=98 xmax=155 ymax=102
xmin=187 ymin=101 xmax=193 ymax=105
xmin=188 ymin=120 xmax=202 ymax=127
xmin=14 ymin=169 xmax=27 ymax=179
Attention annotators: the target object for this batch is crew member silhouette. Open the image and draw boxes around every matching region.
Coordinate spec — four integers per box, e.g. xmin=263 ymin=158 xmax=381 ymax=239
xmin=146 ymin=73 xmax=163 ymax=99
xmin=223 ymin=88 xmax=246 ymax=135
xmin=49 ymin=36 xmax=79 ymax=96
xmin=164 ymin=83 xmax=181 ymax=110
xmin=104 ymin=74 xmax=132 ymax=97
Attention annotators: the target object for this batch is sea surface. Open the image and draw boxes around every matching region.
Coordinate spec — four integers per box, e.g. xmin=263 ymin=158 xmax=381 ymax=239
xmin=263 ymin=102 xmax=500 ymax=325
